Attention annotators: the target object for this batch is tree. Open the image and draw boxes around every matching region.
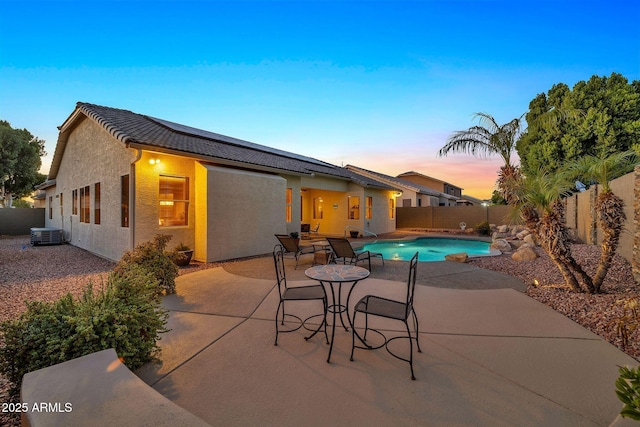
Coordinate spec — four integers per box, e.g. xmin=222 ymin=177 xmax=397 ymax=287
xmin=566 ymin=151 xmax=638 ymax=292
xmin=517 ymin=73 xmax=640 ymax=176
xmin=0 ymin=120 xmax=46 ymax=207
xmin=438 ymin=112 xmax=524 ymax=203
xmin=507 ymin=167 xmax=594 ymax=293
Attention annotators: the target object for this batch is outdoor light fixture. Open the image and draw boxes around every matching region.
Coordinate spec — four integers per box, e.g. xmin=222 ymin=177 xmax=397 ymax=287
xmin=149 ymin=158 xmax=160 ymax=165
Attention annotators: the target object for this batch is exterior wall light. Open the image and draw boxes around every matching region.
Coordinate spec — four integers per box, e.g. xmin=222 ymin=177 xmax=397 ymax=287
xmin=149 ymin=158 xmax=160 ymax=165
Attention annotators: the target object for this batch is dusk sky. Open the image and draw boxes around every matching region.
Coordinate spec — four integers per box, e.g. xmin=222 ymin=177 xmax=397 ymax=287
xmin=1 ymin=0 xmax=638 ymax=199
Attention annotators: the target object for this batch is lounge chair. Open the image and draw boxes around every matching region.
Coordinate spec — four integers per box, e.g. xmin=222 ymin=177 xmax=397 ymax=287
xmin=300 ymin=223 xmax=320 ymax=239
xmin=326 ymin=237 xmax=384 ymax=271
xmin=274 ymin=234 xmax=316 ymax=269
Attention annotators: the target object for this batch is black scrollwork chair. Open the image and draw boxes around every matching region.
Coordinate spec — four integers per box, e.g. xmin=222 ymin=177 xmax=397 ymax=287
xmin=275 ymin=234 xmax=316 ymax=269
xmin=350 ymin=252 xmax=421 ymax=379
xmin=273 ymin=245 xmax=328 ymax=346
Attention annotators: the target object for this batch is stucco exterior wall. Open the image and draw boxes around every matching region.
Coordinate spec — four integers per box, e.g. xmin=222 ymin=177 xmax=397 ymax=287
xmin=282 ymin=175 xmax=302 ymax=236
xmin=194 ymin=162 xmax=209 ymax=261
xmin=45 ymin=117 xmax=134 ymax=261
xmin=363 ymin=188 xmax=396 ymax=235
xmin=301 ymin=185 xmax=395 ymax=236
xmin=134 ymin=152 xmax=196 ymax=252
xmin=203 ymin=165 xmax=286 ymax=262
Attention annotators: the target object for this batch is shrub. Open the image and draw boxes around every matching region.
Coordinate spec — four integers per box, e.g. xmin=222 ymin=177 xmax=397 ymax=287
xmin=609 ymin=296 xmax=640 ymax=349
xmin=475 ymin=220 xmax=491 ymax=236
xmin=114 ymin=234 xmax=179 ymax=295
xmin=616 ymin=365 xmax=640 ymax=420
xmin=0 ymin=265 xmax=168 ymax=396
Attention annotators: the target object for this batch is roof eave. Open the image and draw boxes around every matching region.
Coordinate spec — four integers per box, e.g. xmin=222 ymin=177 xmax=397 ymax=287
xmin=126 ymin=142 xmax=315 ymax=177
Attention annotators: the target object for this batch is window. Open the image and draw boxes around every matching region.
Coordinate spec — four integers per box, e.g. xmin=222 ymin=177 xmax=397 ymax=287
xmin=159 ymin=175 xmax=189 ymax=227
xmin=79 ymin=188 xmax=84 ymax=222
xmin=72 ymin=189 xmax=78 ymax=215
xmin=389 ymin=197 xmax=396 ymax=219
xmin=313 ymin=197 xmax=323 ymax=219
xmin=49 ymin=196 xmax=52 ymax=220
xmin=79 ymin=185 xmax=90 ymax=223
xmin=348 ymin=196 xmax=360 ymax=220
xmin=121 ymin=175 xmax=129 ymax=228
xmin=286 ymin=188 xmax=292 ymax=223
xmin=365 ymin=196 xmax=372 ymax=220
xmin=94 ymin=182 xmax=101 ymax=225
xmin=60 ymin=193 xmax=63 ymax=216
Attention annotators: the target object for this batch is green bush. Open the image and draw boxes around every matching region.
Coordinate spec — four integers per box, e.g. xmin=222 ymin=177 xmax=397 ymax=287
xmin=114 ymin=234 xmax=179 ymax=295
xmin=0 ymin=265 xmax=168 ymax=396
xmin=616 ymin=365 xmax=640 ymax=420
xmin=475 ymin=220 xmax=491 ymax=236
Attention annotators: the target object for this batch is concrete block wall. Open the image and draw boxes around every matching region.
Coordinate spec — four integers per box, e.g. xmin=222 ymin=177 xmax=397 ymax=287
xmin=0 ymin=208 xmax=45 ymax=235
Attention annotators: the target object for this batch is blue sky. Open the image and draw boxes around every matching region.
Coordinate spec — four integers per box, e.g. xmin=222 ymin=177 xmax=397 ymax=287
xmin=1 ymin=0 xmax=638 ymax=198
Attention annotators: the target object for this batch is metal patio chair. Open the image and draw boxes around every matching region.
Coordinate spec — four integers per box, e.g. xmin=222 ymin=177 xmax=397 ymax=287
xmin=349 ymin=251 xmax=421 ymax=380
xmin=301 ymin=223 xmax=320 ymax=239
xmin=326 ymin=237 xmax=384 ymax=271
xmin=273 ymin=245 xmax=329 ymax=346
xmin=274 ymin=234 xmax=316 ymax=269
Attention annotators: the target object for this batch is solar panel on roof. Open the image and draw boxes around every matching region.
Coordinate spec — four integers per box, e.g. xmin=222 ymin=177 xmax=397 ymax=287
xmin=148 ymin=116 xmax=333 ymax=168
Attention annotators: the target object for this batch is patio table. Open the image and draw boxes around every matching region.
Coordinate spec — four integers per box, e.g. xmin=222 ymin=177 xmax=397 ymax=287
xmin=304 ymin=264 xmax=370 ymax=362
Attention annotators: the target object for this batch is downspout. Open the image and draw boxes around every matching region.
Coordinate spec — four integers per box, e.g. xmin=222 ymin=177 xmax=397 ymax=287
xmin=130 ymin=149 xmax=143 ymax=250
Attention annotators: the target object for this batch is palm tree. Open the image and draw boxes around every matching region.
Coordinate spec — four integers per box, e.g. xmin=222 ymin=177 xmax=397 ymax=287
xmin=566 ymin=151 xmax=638 ymax=292
xmin=438 ymin=112 xmax=524 ymax=204
xmin=508 ymin=167 xmax=594 ymax=293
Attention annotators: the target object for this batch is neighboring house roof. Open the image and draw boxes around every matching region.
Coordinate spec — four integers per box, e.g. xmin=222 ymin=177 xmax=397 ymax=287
xmin=345 ymin=165 xmax=457 ymax=200
xmin=397 ymin=170 xmax=463 ymax=191
xmin=48 ymin=103 xmax=361 ymax=182
xmin=35 ymin=179 xmax=57 ymax=190
xmin=459 ymin=195 xmax=486 ymax=205
xmin=339 ymin=167 xmax=396 ymax=191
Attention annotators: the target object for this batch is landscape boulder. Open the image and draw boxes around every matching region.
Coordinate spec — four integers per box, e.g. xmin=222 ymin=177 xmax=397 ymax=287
xmin=523 ymin=233 xmax=537 ymax=246
xmin=492 ymin=232 xmax=510 ymax=241
xmin=512 ymin=246 xmax=538 ymax=262
xmin=497 ymin=224 xmax=509 ymax=233
xmin=445 ymin=252 xmax=468 ymax=263
xmin=490 ymin=239 xmax=512 ymax=253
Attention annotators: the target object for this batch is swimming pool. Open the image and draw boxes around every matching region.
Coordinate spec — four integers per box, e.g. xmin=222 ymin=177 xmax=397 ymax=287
xmin=359 ymin=237 xmax=492 ymax=262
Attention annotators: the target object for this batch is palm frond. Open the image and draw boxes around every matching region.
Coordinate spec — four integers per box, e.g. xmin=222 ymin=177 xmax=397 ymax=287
xmin=564 ymin=150 xmax=638 ymax=193
xmin=438 ymin=112 xmax=523 ymax=167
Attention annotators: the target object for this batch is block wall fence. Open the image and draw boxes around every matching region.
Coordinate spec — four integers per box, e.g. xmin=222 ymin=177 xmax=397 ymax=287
xmin=398 ymin=165 xmax=640 ymax=283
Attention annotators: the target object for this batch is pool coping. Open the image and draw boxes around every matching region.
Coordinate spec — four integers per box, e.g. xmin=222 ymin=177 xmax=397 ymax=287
xmin=351 ymin=234 xmax=502 ymax=259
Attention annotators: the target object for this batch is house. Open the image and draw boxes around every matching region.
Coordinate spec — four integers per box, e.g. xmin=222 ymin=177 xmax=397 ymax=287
xmin=455 ymin=194 xmax=486 ymax=206
xmin=396 ymin=171 xmax=463 ymax=203
xmin=345 ymin=165 xmax=459 ymax=207
xmin=41 ymin=103 xmax=398 ymax=262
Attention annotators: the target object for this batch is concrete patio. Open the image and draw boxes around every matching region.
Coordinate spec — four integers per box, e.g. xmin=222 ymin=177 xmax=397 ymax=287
xmin=135 ymin=256 xmax=638 ymax=426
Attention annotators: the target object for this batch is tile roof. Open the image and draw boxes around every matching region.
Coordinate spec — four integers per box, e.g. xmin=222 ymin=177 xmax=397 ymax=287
xmin=55 ymin=102 xmax=356 ymax=180
xmin=345 ymin=165 xmax=456 ymax=199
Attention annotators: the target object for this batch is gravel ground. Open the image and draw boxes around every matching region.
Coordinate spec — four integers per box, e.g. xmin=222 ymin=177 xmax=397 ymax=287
xmin=469 ymin=244 xmax=640 ymax=360
xmin=1 ymin=233 xmax=639 ymax=426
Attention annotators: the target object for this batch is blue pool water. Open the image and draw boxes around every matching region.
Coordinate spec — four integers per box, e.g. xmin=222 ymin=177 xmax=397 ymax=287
xmin=360 ymin=238 xmax=491 ymax=262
